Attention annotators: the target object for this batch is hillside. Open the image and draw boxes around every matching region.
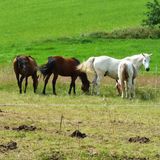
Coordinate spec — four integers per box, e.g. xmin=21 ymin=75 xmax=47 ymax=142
xmin=0 ymin=0 xmax=147 ymax=45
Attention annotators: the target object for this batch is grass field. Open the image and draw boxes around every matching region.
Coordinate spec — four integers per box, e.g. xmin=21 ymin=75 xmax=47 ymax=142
xmin=1 ymin=38 xmax=160 ymax=74
xmin=0 ymin=72 xmax=160 ymax=160
xmin=0 ymin=58 xmax=160 ymax=159
xmin=0 ymin=0 xmax=147 ymax=45
xmin=1 ymin=0 xmax=160 ymax=159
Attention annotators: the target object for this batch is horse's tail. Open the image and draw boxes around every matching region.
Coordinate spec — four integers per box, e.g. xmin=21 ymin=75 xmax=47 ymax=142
xmin=39 ymin=57 xmax=54 ymax=78
xmin=77 ymin=57 xmax=95 ymax=73
xmin=118 ymin=63 xmax=128 ymax=82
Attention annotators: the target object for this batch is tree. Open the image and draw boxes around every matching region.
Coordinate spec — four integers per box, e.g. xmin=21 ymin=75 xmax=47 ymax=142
xmin=143 ymin=0 xmax=160 ymax=28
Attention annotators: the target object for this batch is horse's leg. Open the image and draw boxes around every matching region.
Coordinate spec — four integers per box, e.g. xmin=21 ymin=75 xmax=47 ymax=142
xmin=91 ymin=74 xmax=97 ymax=95
xmin=120 ymin=80 xmax=125 ymax=99
xmin=24 ymin=77 xmax=28 ymax=93
xmin=127 ymin=78 xmax=132 ymax=99
xmin=73 ymin=77 xmax=77 ymax=94
xmin=69 ymin=76 xmax=77 ymax=95
xmin=15 ymin=72 xmax=20 ymax=87
xmin=42 ymin=73 xmax=52 ymax=94
xmin=52 ymin=74 xmax=58 ymax=95
xmin=32 ymin=74 xmax=37 ymax=93
xmin=96 ymin=71 xmax=103 ymax=95
xmin=132 ymin=79 xmax=135 ymax=98
xmin=19 ymin=75 xmax=25 ymax=94
xmin=125 ymin=81 xmax=128 ymax=98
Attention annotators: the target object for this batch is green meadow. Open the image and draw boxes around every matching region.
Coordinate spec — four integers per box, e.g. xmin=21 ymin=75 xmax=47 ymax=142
xmin=0 ymin=0 xmax=160 ymax=159
xmin=0 ymin=38 xmax=160 ymax=74
xmin=0 ymin=0 xmax=147 ymax=45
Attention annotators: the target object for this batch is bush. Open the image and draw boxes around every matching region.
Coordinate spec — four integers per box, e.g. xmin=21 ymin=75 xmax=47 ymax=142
xmin=88 ymin=27 xmax=160 ymax=39
xmin=142 ymin=0 xmax=160 ymax=28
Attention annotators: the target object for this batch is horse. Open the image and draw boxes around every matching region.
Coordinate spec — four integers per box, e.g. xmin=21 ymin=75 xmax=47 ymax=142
xmin=117 ymin=60 xmax=137 ymax=99
xmin=39 ymin=56 xmax=90 ymax=95
xmin=13 ymin=55 xmax=39 ymax=94
xmin=77 ymin=53 xmax=152 ymax=95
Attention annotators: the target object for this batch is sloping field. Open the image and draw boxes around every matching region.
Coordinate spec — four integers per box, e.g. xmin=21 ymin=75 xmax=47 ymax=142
xmin=0 ymin=0 xmax=147 ymax=44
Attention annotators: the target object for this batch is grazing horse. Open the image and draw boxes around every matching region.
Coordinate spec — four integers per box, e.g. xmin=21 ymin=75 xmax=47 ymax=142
xmin=39 ymin=56 xmax=90 ymax=95
xmin=77 ymin=53 xmax=152 ymax=95
xmin=13 ymin=55 xmax=39 ymax=94
xmin=117 ymin=60 xmax=136 ymax=99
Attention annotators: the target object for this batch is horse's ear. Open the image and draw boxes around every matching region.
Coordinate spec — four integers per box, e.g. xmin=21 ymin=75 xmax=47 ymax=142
xmin=142 ymin=53 xmax=145 ymax=57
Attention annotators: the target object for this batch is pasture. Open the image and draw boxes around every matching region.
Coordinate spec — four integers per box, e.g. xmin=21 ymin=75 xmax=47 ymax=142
xmin=0 ymin=0 xmax=160 ymax=159
xmin=0 ymin=38 xmax=160 ymax=160
xmin=0 ymin=0 xmax=147 ymax=45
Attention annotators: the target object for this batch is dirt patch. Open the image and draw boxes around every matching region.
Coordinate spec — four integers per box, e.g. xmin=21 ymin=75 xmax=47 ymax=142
xmin=70 ymin=130 xmax=87 ymax=138
xmin=4 ymin=126 xmax=10 ymax=130
xmin=12 ymin=125 xmax=37 ymax=131
xmin=128 ymin=136 xmax=150 ymax=143
xmin=124 ymin=157 xmax=148 ymax=160
xmin=40 ymin=151 xmax=65 ymax=160
xmin=48 ymin=151 xmax=65 ymax=160
xmin=0 ymin=141 xmax=17 ymax=152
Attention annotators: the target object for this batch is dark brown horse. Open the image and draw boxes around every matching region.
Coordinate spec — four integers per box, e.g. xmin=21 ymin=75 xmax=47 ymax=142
xmin=13 ymin=55 xmax=39 ymax=94
xmin=39 ymin=56 xmax=90 ymax=95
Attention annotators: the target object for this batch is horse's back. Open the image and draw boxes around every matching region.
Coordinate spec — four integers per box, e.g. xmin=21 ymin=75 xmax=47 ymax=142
xmin=93 ymin=56 xmax=120 ymax=79
xmin=46 ymin=56 xmax=80 ymax=76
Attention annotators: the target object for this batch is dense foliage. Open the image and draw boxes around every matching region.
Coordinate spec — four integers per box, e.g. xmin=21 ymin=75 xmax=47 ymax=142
xmin=143 ymin=0 xmax=160 ymax=27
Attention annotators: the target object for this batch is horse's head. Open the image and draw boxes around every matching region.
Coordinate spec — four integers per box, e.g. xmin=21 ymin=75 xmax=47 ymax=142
xmin=79 ymin=72 xmax=90 ymax=93
xmin=17 ymin=57 xmax=28 ymax=73
xmin=142 ymin=53 xmax=152 ymax=72
xmin=115 ymin=80 xmax=122 ymax=96
xmin=81 ymin=82 xmax=90 ymax=93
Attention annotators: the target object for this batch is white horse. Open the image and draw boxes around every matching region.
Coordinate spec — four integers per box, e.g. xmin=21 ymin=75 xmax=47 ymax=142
xmin=117 ymin=60 xmax=136 ymax=99
xmin=77 ymin=53 xmax=152 ymax=95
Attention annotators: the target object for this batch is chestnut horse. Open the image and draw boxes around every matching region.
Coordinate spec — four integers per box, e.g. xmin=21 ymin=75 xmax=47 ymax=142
xmin=39 ymin=56 xmax=90 ymax=95
xmin=13 ymin=55 xmax=39 ymax=94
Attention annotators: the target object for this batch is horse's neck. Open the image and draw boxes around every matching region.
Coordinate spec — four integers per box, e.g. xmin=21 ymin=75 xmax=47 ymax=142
xmin=132 ymin=59 xmax=142 ymax=71
xmin=79 ymin=72 xmax=89 ymax=84
xmin=125 ymin=55 xmax=143 ymax=72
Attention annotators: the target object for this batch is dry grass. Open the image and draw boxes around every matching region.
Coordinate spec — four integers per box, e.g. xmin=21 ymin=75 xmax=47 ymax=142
xmin=0 ymin=67 xmax=160 ymax=159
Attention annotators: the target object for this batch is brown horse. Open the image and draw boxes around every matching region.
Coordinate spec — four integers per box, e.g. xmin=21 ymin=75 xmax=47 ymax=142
xmin=39 ymin=56 xmax=90 ymax=95
xmin=13 ymin=55 xmax=39 ymax=94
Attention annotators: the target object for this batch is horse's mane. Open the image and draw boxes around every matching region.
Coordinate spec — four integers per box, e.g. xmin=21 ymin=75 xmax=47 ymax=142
xmin=124 ymin=53 xmax=150 ymax=60
xmin=15 ymin=55 xmax=35 ymax=61
xmin=124 ymin=54 xmax=142 ymax=59
xmin=28 ymin=55 xmax=35 ymax=60
xmin=71 ymin=57 xmax=80 ymax=64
